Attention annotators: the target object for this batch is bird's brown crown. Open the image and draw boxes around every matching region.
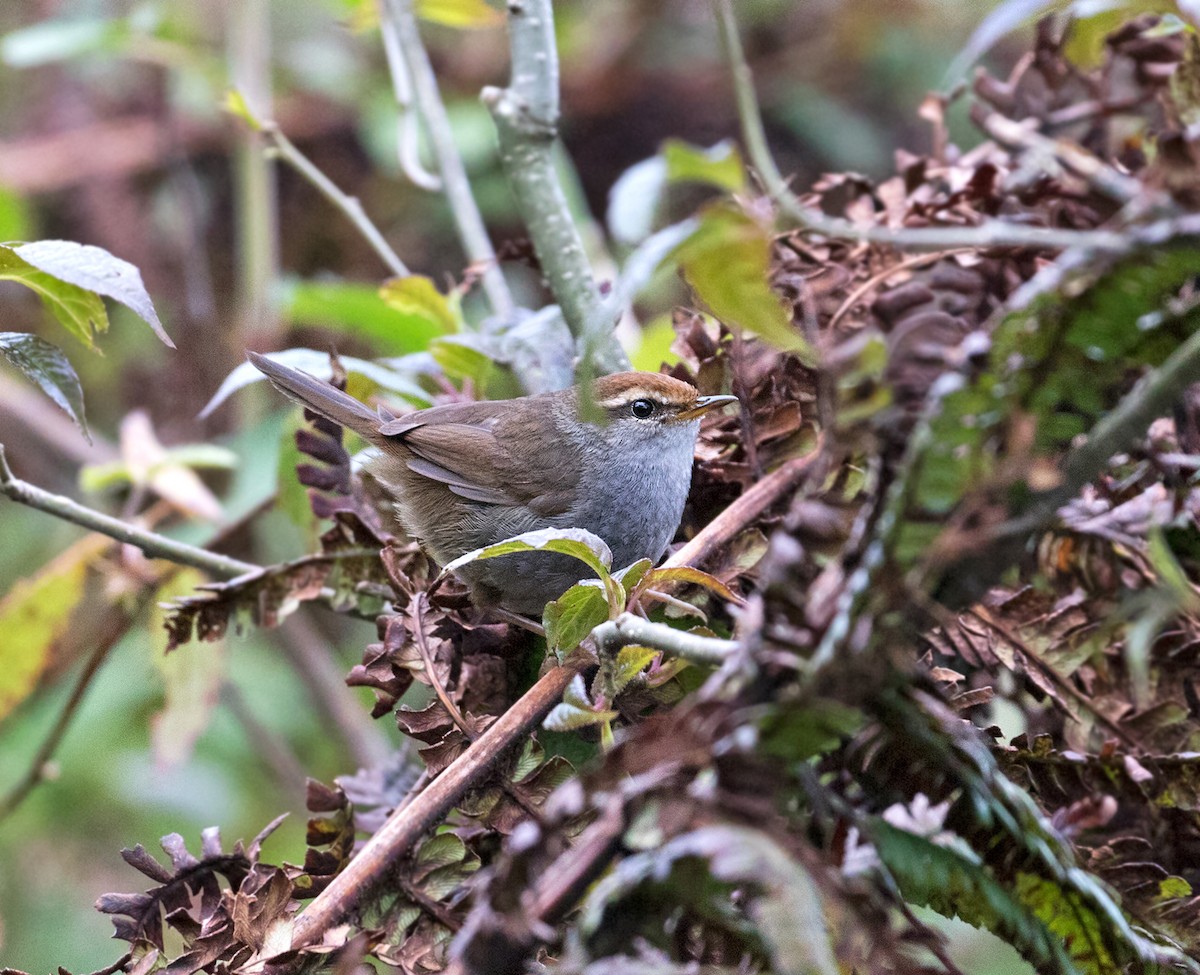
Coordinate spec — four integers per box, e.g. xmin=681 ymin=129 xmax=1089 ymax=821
xmin=591 ymin=371 xmax=699 ymax=411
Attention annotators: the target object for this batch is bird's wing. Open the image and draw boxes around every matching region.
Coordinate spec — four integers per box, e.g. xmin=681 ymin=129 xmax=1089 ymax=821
xmin=382 ymin=411 xmax=581 ymax=517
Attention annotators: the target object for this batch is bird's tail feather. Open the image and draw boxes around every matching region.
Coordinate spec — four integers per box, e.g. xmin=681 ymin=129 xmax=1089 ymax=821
xmin=247 ymin=351 xmax=381 ymax=442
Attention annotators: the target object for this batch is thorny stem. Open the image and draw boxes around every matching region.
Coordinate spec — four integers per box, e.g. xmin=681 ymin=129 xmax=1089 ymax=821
xmin=381 ymin=0 xmax=515 ymax=319
xmin=483 ymin=0 xmax=628 ymax=372
xmin=262 ymin=122 xmax=409 ymax=278
xmin=593 ymin=613 xmax=738 ymax=667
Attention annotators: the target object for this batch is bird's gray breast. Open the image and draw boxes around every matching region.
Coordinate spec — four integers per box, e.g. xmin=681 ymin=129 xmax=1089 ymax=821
xmin=565 ymin=419 xmax=699 ymax=570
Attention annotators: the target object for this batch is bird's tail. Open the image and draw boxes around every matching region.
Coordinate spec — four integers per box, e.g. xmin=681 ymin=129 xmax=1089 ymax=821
xmin=247 ymin=351 xmax=382 ymax=442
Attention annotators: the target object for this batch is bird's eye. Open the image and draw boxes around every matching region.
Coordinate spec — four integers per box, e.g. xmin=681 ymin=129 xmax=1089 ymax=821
xmin=630 ymin=399 xmax=656 ymax=419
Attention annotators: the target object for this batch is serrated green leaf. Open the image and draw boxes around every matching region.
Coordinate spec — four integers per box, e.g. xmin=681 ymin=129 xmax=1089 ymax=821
xmin=379 ymin=274 xmax=463 ymax=333
xmin=512 ymin=738 xmax=546 ymax=783
xmin=544 ymin=583 xmax=611 ymax=657
xmin=421 ymin=858 xmax=480 ymax=900
xmin=415 ymin=833 xmax=467 ymax=869
xmin=0 ymin=331 xmax=88 ymax=438
xmin=610 ymin=645 xmax=658 ymax=697
xmin=442 ymin=527 xmax=613 ymax=582
xmin=673 ymin=205 xmax=811 ymax=357
xmin=873 ymin=822 xmax=1079 ymax=973
xmin=0 ymin=246 xmax=108 ymax=350
xmin=13 ymin=240 xmax=172 ymax=347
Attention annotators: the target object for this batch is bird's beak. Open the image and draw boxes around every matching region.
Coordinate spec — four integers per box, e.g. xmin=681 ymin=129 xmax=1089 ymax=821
xmin=675 ymin=394 xmax=739 ymax=422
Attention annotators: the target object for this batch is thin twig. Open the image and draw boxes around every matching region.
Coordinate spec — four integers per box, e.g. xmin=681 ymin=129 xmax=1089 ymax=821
xmin=592 ymin=613 xmax=737 ymax=667
xmin=411 ymin=592 xmax=473 ymax=739
xmin=276 ymin=613 xmax=392 ymax=770
xmin=0 ymin=585 xmax=155 ymax=820
xmin=710 ymin=0 xmax=1153 ymax=255
xmin=826 ymin=250 xmax=971 ymax=331
xmin=977 ymin=112 xmax=1144 ymax=207
xmin=261 ymin=121 xmax=409 ymax=278
xmin=482 ymin=0 xmax=628 ymax=371
xmin=0 ymin=444 xmax=258 ymax=580
xmin=381 ymin=0 xmax=514 ymax=318
xmin=221 ymin=680 xmax=310 ymax=795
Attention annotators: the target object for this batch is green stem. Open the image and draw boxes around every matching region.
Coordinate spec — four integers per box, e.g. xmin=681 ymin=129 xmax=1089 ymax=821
xmin=483 ymin=0 xmax=629 ymax=371
xmin=263 ymin=123 xmax=409 ymax=278
xmin=228 ymin=0 xmax=278 ymax=338
xmin=382 ymin=0 xmax=514 ymax=318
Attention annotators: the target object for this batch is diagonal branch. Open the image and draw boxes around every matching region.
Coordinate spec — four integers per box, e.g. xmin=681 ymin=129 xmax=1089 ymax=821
xmin=381 ymin=0 xmax=515 ymax=319
xmin=0 ymin=443 xmax=257 ymax=580
xmin=482 ymin=0 xmax=628 ymax=372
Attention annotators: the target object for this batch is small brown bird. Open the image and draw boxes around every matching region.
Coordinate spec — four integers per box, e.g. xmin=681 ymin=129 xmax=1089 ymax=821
xmin=249 ymin=352 xmax=737 ymax=614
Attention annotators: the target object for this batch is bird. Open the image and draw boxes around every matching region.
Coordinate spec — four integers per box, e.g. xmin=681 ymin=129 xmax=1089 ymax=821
xmin=248 ymin=351 xmax=737 ymax=614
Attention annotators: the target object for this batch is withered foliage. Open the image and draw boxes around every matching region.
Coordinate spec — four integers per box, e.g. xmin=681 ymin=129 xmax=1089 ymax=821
xmin=70 ymin=14 xmax=1200 ymax=975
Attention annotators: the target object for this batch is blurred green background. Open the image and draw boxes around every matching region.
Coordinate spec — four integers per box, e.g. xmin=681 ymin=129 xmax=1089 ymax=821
xmin=0 ymin=0 xmax=1031 ymax=971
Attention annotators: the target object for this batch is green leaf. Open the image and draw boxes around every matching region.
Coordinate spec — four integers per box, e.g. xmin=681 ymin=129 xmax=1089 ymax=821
xmin=0 ymin=246 xmax=108 ymax=350
xmin=544 ymin=673 xmax=619 ymax=732
xmin=0 ymin=331 xmax=88 ymax=438
xmin=429 ymin=336 xmax=495 ymax=387
xmin=150 ymin=570 xmax=226 ymax=769
xmin=609 ymin=644 xmax=658 ymax=697
xmin=379 ymin=275 xmax=463 ymax=334
xmin=415 ymin=833 xmax=467 ymax=870
xmin=662 ymin=138 xmax=746 ymax=192
xmin=281 ymin=278 xmax=449 ymax=355
xmin=873 ymin=821 xmax=1079 ymax=974
xmin=608 ymin=141 xmax=745 ymax=246
xmin=608 ymin=157 xmax=668 ymax=246
xmin=0 ymin=15 xmax=129 ymax=67
xmin=415 ymin=0 xmax=504 ymax=28
xmin=614 ymin=558 xmax=654 ymax=593
xmin=442 ymin=527 xmax=613 ymax=582
xmin=12 ymin=240 xmax=172 ymax=347
xmin=223 ymin=87 xmax=262 ymax=131
xmin=544 ymin=583 xmax=611 ymax=657
xmin=673 ymin=205 xmax=811 ymax=357
xmin=200 ymin=348 xmax=430 ymax=418
xmin=634 ymin=565 xmax=741 ymax=604
xmin=0 ymin=536 xmax=103 ymax=720
xmin=511 ymin=738 xmax=546 ymax=783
